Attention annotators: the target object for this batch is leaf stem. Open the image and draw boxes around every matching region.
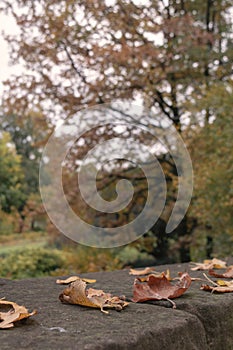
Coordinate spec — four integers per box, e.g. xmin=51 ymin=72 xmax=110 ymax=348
xmin=203 ymin=273 xmax=218 ymax=286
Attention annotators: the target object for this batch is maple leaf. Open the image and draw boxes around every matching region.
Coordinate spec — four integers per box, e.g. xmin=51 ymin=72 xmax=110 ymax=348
xmin=59 ymin=279 xmax=128 ymax=314
xmin=208 ymin=265 xmax=233 ymax=279
xmin=56 ymin=276 xmax=96 ymax=285
xmin=136 ymin=270 xmax=171 ymax=282
xmin=0 ymin=299 xmax=37 ymax=329
xmin=190 ymin=258 xmax=227 ymax=271
xmin=132 ymin=272 xmax=192 ymax=308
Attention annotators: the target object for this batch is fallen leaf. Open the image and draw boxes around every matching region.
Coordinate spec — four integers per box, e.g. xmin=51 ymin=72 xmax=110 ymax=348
xmin=166 ymin=269 xmax=171 ymax=281
xmin=132 ymin=272 xmax=192 ymax=308
xmin=216 ymin=280 xmax=233 ymax=287
xmin=191 ymin=258 xmax=227 ymax=271
xmin=177 ymin=272 xmax=202 ymax=282
xmin=208 ymin=266 xmax=233 ymax=279
xmin=137 ymin=270 xmax=171 ymax=282
xmin=129 ymin=267 xmax=156 ymax=276
xmin=59 ymin=279 xmax=128 ymax=314
xmin=201 ymin=284 xmax=233 ymax=293
xmin=201 ymin=273 xmax=233 ymax=293
xmin=56 ymin=276 xmax=96 ymax=285
xmin=190 ymin=277 xmax=202 ymax=281
xmin=0 ymin=299 xmax=37 ymax=329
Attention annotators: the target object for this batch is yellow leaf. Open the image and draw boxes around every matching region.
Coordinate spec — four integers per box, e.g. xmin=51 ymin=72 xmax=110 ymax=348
xmin=217 ymin=280 xmax=233 ymax=287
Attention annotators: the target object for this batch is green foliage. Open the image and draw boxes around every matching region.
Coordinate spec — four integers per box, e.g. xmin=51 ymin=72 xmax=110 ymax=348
xmin=0 ymin=132 xmax=26 ymax=212
xmin=0 ymin=113 xmax=49 ymax=196
xmin=188 ymin=83 xmax=233 ymax=258
xmin=56 ymin=245 xmax=123 ymax=274
xmin=116 ymin=245 xmax=155 ymax=267
xmin=189 ymin=229 xmax=210 ymax=262
xmin=0 ymin=114 xmax=48 ymax=230
xmin=0 ymin=247 xmax=65 ymax=279
xmin=0 ymin=231 xmax=47 ymax=245
xmin=0 ymin=208 xmax=20 ymax=235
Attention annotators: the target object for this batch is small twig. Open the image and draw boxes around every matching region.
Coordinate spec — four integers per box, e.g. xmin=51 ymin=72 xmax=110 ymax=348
xmin=203 ymin=273 xmax=218 ymax=286
xmin=166 ymin=298 xmax=176 ymax=309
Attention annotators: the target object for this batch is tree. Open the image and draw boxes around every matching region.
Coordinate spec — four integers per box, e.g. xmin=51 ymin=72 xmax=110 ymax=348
xmin=1 ymin=0 xmax=232 ymax=260
xmin=0 ymin=112 xmax=50 ymax=232
xmin=0 ymin=132 xmax=25 ymax=212
xmin=188 ymin=82 xmax=233 ymax=259
xmin=1 ymin=0 xmax=232 ymax=127
xmin=0 ymin=112 xmax=50 ymax=195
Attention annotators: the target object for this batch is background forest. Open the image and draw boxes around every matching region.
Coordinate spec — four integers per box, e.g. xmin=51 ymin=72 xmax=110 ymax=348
xmin=0 ymin=0 xmax=232 ymax=279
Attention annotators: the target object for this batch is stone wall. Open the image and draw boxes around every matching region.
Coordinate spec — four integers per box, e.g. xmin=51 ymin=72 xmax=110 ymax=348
xmin=1 ymin=260 xmax=233 ymax=349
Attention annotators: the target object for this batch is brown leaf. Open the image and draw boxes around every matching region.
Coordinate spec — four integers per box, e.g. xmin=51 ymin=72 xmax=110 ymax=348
xmin=191 ymin=258 xmax=227 ymax=271
xmin=137 ymin=270 xmax=171 ymax=282
xmin=129 ymin=267 xmax=156 ymax=276
xmin=132 ymin=272 xmax=192 ymax=308
xmin=56 ymin=276 xmax=96 ymax=285
xmin=59 ymin=279 xmax=128 ymax=314
xmin=0 ymin=299 xmax=37 ymax=329
xmin=177 ymin=271 xmax=202 ymax=282
xmin=208 ymin=266 xmax=233 ymax=279
xmin=201 ymin=284 xmax=233 ymax=293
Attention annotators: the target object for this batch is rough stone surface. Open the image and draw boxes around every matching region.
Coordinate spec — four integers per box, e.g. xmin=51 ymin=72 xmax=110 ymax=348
xmin=0 ymin=259 xmax=233 ymax=350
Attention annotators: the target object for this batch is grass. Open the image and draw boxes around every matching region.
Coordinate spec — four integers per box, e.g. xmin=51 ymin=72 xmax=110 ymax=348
xmin=0 ymin=231 xmax=48 ymax=257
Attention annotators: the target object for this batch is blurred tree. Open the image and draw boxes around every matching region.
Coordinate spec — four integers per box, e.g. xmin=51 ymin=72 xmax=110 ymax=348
xmin=1 ymin=0 xmax=232 ymax=261
xmin=0 ymin=112 xmax=50 ymax=195
xmin=1 ymin=0 xmax=232 ymax=127
xmin=0 ymin=132 xmax=25 ymax=212
xmin=188 ymin=82 xmax=233 ymax=258
xmin=21 ymin=192 xmax=46 ymax=232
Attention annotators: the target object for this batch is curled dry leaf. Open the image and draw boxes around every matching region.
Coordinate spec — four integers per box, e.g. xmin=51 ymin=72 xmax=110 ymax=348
xmin=208 ymin=266 xmax=233 ymax=279
xmin=201 ymin=273 xmax=233 ymax=293
xmin=59 ymin=279 xmax=128 ymax=314
xmin=56 ymin=276 xmax=96 ymax=285
xmin=0 ymin=299 xmax=37 ymax=329
xmin=129 ymin=267 xmax=156 ymax=276
xmin=201 ymin=284 xmax=233 ymax=293
xmin=132 ymin=272 xmax=192 ymax=308
xmin=176 ymin=272 xmax=202 ymax=282
xmin=191 ymin=258 xmax=227 ymax=271
xmin=137 ymin=270 xmax=171 ymax=282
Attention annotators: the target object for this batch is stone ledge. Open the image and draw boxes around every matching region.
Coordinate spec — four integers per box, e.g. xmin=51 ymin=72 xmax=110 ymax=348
xmin=0 ymin=259 xmax=233 ymax=350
